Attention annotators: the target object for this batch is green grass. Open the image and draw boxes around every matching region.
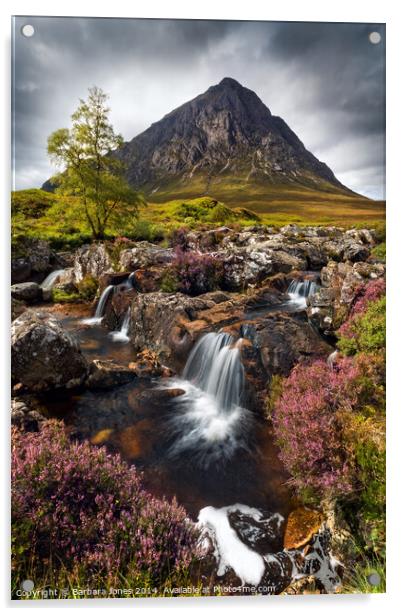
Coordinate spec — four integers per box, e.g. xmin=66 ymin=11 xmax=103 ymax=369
xmin=11 ymin=186 xmax=385 ymax=256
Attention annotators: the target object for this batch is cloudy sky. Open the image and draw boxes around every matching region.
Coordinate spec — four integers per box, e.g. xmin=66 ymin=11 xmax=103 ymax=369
xmin=12 ymin=17 xmax=385 ymax=199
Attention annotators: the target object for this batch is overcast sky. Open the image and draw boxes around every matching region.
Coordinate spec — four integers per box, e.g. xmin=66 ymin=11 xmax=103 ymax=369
xmin=12 ymin=17 xmax=385 ymax=199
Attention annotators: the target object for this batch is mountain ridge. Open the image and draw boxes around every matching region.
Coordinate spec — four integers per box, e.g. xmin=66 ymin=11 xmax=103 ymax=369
xmin=113 ymin=77 xmax=356 ymax=201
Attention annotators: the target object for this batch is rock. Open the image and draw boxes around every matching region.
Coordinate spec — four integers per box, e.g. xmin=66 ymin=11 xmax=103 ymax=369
xmin=86 ymin=359 xmax=137 ymax=389
xmin=128 ymin=349 xmax=163 ymax=377
xmin=11 ymin=258 xmax=32 ymax=284
xmin=342 ymin=242 xmax=370 ymax=263
xmin=11 ymin=282 xmax=42 ymax=303
xmin=136 ymin=388 xmax=186 ymax=404
xmin=229 ymin=509 xmax=284 ymax=554
xmin=284 ymin=508 xmax=325 ymax=550
xmin=11 ymin=297 xmax=27 ymax=321
xmin=129 ymin=291 xmax=234 ymax=364
xmin=131 ymin=267 xmax=165 ymax=292
xmin=307 ymin=260 xmax=386 ymax=334
xmin=119 ymin=242 xmax=174 ymax=271
xmin=73 ymin=244 xmax=113 ymax=283
xmin=11 ymin=397 xmax=46 ymax=432
xmin=11 ymin=311 xmax=88 ymax=391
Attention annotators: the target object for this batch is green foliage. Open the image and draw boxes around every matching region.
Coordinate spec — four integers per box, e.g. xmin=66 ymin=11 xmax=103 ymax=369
xmin=371 ymin=242 xmax=386 ymax=260
xmin=159 ymin=269 xmax=179 ymax=293
xmin=342 ymin=542 xmax=386 ymax=594
xmin=77 ymin=275 xmax=98 ymax=301
xmin=52 ymin=289 xmax=81 ymax=303
xmin=11 ymin=189 xmax=58 ymax=218
xmin=338 ymin=297 xmax=386 ymax=356
xmin=47 ymin=86 xmax=145 ymax=240
xmin=128 ymin=219 xmax=165 ymax=242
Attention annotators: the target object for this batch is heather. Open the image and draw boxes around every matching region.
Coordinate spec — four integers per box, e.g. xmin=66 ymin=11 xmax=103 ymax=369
xmin=11 ymin=420 xmax=198 ymax=596
xmin=161 ymin=247 xmax=224 ymax=296
xmin=338 ymin=280 xmax=386 ymax=356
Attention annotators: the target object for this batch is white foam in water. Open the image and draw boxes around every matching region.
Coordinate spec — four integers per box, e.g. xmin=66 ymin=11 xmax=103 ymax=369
xmin=287 ymin=279 xmax=319 ymax=309
xmin=81 ymin=284 xmax=114 ymax=326
xmin=197 ymin=504 xmax=268 ymax=585
xmin=198 ymin=504 xmax=341 ymax=593
xmin=165 ymin=332 xmax=252 ymax=465
xmin=110 ymin=309 xmax=130 ymax=343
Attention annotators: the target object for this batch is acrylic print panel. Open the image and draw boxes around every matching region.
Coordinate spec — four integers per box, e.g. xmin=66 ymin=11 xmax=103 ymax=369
xmin=11 ymin=16 xmax=386 ymax=600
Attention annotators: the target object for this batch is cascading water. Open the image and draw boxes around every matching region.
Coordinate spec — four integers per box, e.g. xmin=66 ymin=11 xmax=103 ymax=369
xmin=81 ymin=285 xmax=114 ymax=325
xmin=40 ymin=269 xmax=65 ymax=290
xmin=287 ymin=279 xmax=318 ymax=308
xmin=165 ymin=332 xmax=252 ymax=466
xmin=183 ymin=332 xmax=244 ymax=412
xmin=110 ymin=309 xmax=131 ymax=343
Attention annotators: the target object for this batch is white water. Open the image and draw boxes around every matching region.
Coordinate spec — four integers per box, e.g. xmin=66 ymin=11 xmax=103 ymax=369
xmin=183 ymin=332 xmax=244 ymax=413
xmin=81 ymin=284 xmax=114 ymax=326
xmin=110 ymin=309 xmax=130 ymax=343
xmin=287 ymin=279 xmax=318 ymax=308
xmin=165 ymin=332 xmax=251 ymax=466
xmin=40 ymin=269 xmax=65 ymax=290
xmin=197 ymin=504 xmax=341 ymax=592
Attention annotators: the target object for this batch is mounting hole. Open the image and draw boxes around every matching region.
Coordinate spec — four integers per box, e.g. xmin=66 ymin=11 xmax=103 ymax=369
xmin=369 ymin=32 xmax=381 ymax=45
xmin=21 ymin=24 xmax=35 ymax=38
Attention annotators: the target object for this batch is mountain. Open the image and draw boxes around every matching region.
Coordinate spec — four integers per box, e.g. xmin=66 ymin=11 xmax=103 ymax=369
xmin=113 ymin=77 xmax=355 ymax=203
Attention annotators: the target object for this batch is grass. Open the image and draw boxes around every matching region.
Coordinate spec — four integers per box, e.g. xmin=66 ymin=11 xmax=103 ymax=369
xmin=342 ymin=544 xmax=386 ymax=594
xmin=11 ymin=186 xmax=385 ymax=255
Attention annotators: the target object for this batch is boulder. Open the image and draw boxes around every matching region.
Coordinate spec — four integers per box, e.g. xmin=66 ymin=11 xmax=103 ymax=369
xmin=284 ymin=508 xmax=325 ymax=550
xmin=86 ymin=359 xmax=137 ymax=389
xmin=11 ymin=258 xmax=32 ymax=284
xmin=11 ymin=311 xmax=88 ymax=391
xmin=130 ymin=267 xmax=165 ymax=293
xmin=11 ymin=282 xmax=42 ymax=303
xmin=73 ymin=243 xmax=113 ymax=283
xmin=119 ymin=242 xmax=174 ymax=271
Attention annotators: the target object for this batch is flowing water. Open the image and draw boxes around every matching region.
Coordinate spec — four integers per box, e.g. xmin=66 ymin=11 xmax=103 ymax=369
xmin=40 ymin=269 xmax=65 ymax=290
xmin=287 ymin=278 xmax=319 ymax=308
xmin=110 ymin=309 xmax=131 ymax=343
xmin=81 ymin=284 xmax=114 ymax=325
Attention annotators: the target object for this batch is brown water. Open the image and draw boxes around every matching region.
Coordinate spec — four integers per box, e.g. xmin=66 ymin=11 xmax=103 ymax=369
xmin=42 ymin=303 xmax=295 ymax=521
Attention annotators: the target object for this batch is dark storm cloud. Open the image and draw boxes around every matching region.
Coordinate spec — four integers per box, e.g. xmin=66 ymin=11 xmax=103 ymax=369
xmin=12 ymin=17 xmax=385 ymax=198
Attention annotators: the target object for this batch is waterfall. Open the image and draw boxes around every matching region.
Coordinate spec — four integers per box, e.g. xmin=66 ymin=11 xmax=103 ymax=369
xmin=165 ymin=331 xmax=251 ymax=465
xmin=40 ymin=269 xmax=65 ymax=290
xmin=183 ymin=332 xmax=244 ymax=413
xmin=287 ymin=279 xmax=318 ymax=307
xmin=81 ymin=285 xmax=114 ymax=325
xmin=110 ymin=309 xmax=130 ymax=343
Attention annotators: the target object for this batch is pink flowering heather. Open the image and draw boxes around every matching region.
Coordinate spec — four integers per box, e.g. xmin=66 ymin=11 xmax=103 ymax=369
xmin=172 ymin=246 xmax=224 ymax=295
xmin=272 ymin=358 xmax=363 ymax=497
xmin=338 ymin=278 xmax=386 ymax=339
xmin=12 ymin=420 xmax=198 ymax=587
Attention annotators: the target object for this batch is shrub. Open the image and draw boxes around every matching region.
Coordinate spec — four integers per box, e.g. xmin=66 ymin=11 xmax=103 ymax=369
xmin=51 ymin=288 xmax=81 ymax=303
xmin=371 ymin=242 xmax=386 ymax=260
xmin=128 ymin=219 xmax=165 ymax=242
xmin=171 ymin=247 xmax=224 ymax=296
xmin=12 ymin=421 xmax=197 ymax=591
xmin=272 ymin=359 xmax=360 ymax=497
xmin=160 ymin=268 xmax=179 ymax=293
xmin=169 ymin=226 xmax=190 ymax=251
xmin=338 ymin=296 xmax=386 ymax=356
xmin=77 ymin=275 xmax=98 ymax=301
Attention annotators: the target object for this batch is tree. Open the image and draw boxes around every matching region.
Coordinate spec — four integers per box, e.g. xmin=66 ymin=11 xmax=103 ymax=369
xmin=47 ymin=86 xmax=144 ymax=240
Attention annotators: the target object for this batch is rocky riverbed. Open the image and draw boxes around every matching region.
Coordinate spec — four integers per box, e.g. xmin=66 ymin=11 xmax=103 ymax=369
xmin=10 ymin=223 xmax=385 ymax=594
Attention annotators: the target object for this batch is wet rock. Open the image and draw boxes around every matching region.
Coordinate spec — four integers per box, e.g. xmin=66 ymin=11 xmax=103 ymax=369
xmin=128 ymin=349 xmax=164 ymax=377
xmin=284 ymin=508 xmax=325 ymax=550
xmin=137 ymin=388 xmax=185 ymax=405
xmin=52 ymin=268 xmax=77 ymax=294
xmin=86 ymin=359 xmax=137 ymax=389
xmin=12 ymin=239 xmax=52 ymax=284
xmin=129 ymin=291 xmax=233 ymax=364
xmin=11 ymin=297 xmax=27 ymax=321
xmin=11 ymin=311 xmax=88 ymax=391
xmin=11 ymin=282 xmax=42 ymax=303
xmin=119 ymin=242 xmax=174 ymax=271
xmin=229 ymin=510 xmax=284 ymax=554
xmin=73 ymin=243 xmax=113 ymax=283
